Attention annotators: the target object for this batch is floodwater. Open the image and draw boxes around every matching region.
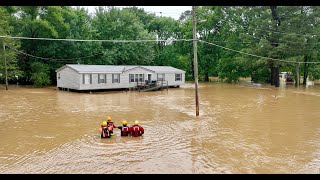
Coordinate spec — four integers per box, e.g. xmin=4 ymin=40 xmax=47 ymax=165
xmin=0 ymin=82 xmax=320 ymax=174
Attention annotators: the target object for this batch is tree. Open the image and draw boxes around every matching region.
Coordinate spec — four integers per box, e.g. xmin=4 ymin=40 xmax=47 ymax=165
xmin=43 ymin=7 xmax=102 ymax=84
xmin=0 ymin=7 xmax=21 ymax=84
xmin=197 ymin=6 xmax=225 ymax=81
xmin=149 ymin=16 xmax=180 ymax=65
xmin=3 ymin=5 xmax=320 ymax=87
xmin=177 ymin=9 xmax=194 ymax=80
xmin=92 ymin=7 xmax=155 ymax=66
xmin=30 ymin=62 xmax=51 ymax=86
xmin=13 ymin=6 xmax=60 ymax=84
xmin=13 ymin=6 xmax=102 ymax=85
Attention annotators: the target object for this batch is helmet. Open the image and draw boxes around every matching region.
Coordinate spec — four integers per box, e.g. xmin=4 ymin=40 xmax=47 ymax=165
xmin=134 ymin=120 xmax=139 ymax=125
xmin=122 ymin=121 xmax=127 ymax=125
xmin=101 ymin=121 xmax=107 ymax=127
xmin=107 ymin=117 xmax=112 ymax=121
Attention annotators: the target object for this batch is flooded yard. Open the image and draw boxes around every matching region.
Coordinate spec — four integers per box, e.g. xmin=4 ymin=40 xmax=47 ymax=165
xmin=0 ymin=82 xmax=320 ymax=174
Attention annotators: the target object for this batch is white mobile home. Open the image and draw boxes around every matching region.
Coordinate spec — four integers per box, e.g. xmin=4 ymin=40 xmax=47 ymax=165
xmin=55 ymin=64 xmax=185 ymax=90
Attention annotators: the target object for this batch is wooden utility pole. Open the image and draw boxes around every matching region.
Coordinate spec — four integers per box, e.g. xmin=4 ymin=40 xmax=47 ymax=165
xmin=192 ymin=6 xmax=199 ymax=116
xmin=3 ymin=42 xmax=8 ymax=90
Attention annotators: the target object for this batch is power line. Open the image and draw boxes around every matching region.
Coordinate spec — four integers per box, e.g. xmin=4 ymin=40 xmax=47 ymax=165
xmin=245 ymin=32 xmax=320 ymax=45
xmin=5 ymin=44 xmax=104 ymax=61
xmin=152 ymin=12 xmax=182 ymax=15
xmin=198 ymin=38 xmax=258 ymax=44
xmin=206 ymin=26 xmax=319 ymax=47
xmin=220 ymin=18 xmax=318 ymax=37
xmin=0 ymin=35 xmax=190 ymax=62
xmin=3 ymin=35 xmax=319 ymax=64
xmin=199 ymin=40 xmax=294 ymax=63
xmin=250 ymin=26 xmax=316 ymax=38
xmin=199 ymin=37 xmax=318 ymax=51
xmin=199 ymin=40 xmax=320 ymax=64
xmin=246 ymin=33 xmax=312 ymax=46
xmin=5 ymin=38 xmax=191 ymax=62
xmin=0 ymin=35 xmax=193 ymax=42
xmin=219 ymin=19 xmax=320 ymax=44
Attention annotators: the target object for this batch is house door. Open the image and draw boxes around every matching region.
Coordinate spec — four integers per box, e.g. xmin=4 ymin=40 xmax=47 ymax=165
xmin=148 ymin=74 xmax=152 ymax=81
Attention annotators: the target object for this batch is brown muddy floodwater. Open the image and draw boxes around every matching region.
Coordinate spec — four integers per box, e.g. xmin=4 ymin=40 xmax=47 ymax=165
xmin=0 ymin=82 xmax=320 ymax=174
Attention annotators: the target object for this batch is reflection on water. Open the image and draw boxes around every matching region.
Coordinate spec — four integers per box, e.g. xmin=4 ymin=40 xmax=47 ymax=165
xmin=0 ymin=83 xmax=320 ymax=174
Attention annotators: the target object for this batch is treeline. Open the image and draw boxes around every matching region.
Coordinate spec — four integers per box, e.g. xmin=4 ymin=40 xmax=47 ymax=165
xmin=1 ymin=6 xmax=320 ymax=87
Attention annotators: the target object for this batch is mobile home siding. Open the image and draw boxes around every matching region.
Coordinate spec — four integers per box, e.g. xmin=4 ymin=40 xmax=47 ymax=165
xmin=78 ymin=67 xmax=153 ymax=90
xmin=123 ymin=68 xmax=155 ymax=86
xmin=79 ymin=73 xmax=122 ymax=90
xmin=56 ymin=65 xmax=185 ymax=90
xmin=56 ymin=67 xmax=80 ymax=89
xmin=162 ymin=73 xmax=185 ymax=86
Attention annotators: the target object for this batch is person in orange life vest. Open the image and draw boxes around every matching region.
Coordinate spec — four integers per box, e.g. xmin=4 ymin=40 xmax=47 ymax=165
xmin=107 ymin=117 xmax=117 ymax=135
xmin=129 ymin=120 xmax=144 ymax=137
xmin=99 ymin=121 xmax=111 ymax=138
xmin=117 ymin=120 xmax=131 ymax=136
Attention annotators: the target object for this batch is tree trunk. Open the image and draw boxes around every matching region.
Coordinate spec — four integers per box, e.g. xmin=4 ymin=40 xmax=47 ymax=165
xmin=270 ymin=6 xmax=281 ymax=26
xmin=269 ymin=6 xmax=281 ymax=87
xmin=295 ymin=63 xmax=300 ymax=87
xmin=270 ymin=62 xmax=275 ymax=86
xmin=274 ymin=66 xmax=279 ymax=87
xmin=204 ymin=71 xmax=209 ymax=82
xmin=303 ymin=55 xmax=308 ymax=85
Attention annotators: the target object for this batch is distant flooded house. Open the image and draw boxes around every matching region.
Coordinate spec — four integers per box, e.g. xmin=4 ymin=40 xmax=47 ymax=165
xmin=279 ymin=72 xmax=294 ymax=82
xmin=55 ymin=64 xmax=185 ymax=91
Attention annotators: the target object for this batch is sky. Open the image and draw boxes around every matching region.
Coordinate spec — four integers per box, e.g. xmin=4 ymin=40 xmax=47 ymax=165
xmin=82 ymin=6 xmax=192 ymax=20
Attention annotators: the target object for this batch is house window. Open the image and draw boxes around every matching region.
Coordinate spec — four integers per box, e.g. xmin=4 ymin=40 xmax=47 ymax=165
xmin=83 ymin=74 xmax=92 ymax=84
xmin=129 ymin=74 xmax=134 ymax=83
xmin=131 ymin=74 xmax=144 ymax=82
xmin=175 ymin=73 xmax=182 ymax=81
xmin=98 ymin=74 xmax=106 ymax=84
xmin=135 ymin=74 xmax=138 ymax=82
xmin=58 ymin=73 xmax=60 ymax=79
xmin=157 ymin=73 xmax=165 ymax=81
xmin=139 ymin=74 xmax=143 ymax=82
xmin=112 ymin=74 xmax=120 ymax=83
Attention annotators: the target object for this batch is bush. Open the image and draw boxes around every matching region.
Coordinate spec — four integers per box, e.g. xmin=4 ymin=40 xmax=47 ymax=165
xmin=31 ymin=62 xmax=51 ymax=86
xmin=251 ymin=68 xmax=270 ymax=83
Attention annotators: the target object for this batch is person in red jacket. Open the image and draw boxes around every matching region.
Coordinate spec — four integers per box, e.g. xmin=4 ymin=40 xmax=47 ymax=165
xmin=129 ymin=120 xmax=144 ymax=137
xmin=117 ymin=120 xmax=131 ymax=136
